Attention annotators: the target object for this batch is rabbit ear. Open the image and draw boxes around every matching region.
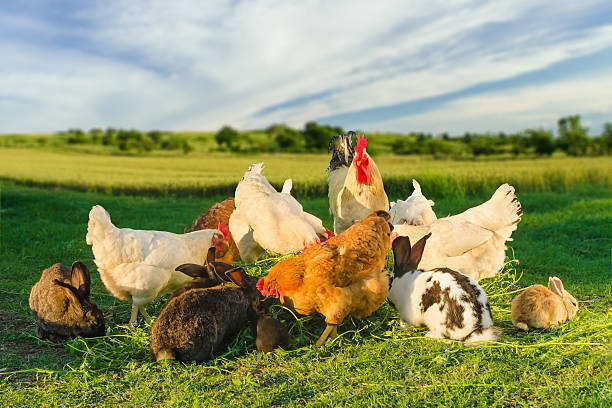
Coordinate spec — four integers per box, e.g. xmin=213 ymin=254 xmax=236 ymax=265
xmin=206 ymin=247 xmax=216 ymax=265
xmin=71 ymin=261 xmax=90 ymax=299
xmin=210 ymin=262 xmax=235 ymax=282
xmin=225 ymin=267 xmax=248 ymax=287
xmin=407 ymin=233 xmax=431 ymax=270
xmin=54 ymin=279 xmax=83 ymax=308
xmin=549 ymin=276 xmax=565 ymax=296
xmin=392 ymin=236 xmax=412 ymax=269
xmin=175 ymin=264 xmax=208 ymax=278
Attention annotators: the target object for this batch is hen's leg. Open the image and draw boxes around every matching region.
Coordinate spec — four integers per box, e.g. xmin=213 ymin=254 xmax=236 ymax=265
xmin=129 ymin=303 xmax=139 ymax=327
xmin=315 ymin=324 xmax=338 ymax=346
xmin=140 ymin=307 xmax=152 ymax=322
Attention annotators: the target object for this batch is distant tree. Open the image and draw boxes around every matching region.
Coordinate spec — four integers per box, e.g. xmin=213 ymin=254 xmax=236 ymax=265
xmin=596 ymin=122 xmax=612 ymax=155
xmin=147 ymin=130 xmax=164 ymax=147
xmin=302 ymin=121 xmax=343 ymax=151
xmin=182 ymin=139 xmax=193 ymax=155
xmin=89 ymin=128 xmax=104 ymax=144
xmin=66 ymin=128 xmax=87 ymax=144
xmin=266 ymin=123 xmax=303 ymax=150
xmin=557 ymin=115 xmax=590 ymax=156
xmin=215 ymin=125 xmax=239 ymax=150
xmin=470 ymin=135 xmax=496 ymax=156
xmin=526 ymin=129 xmax=555 ymax=156
xmin=116 ymin=129 xmax=141 ymax=151
xmin=102 ymin=128 xmax=118 ymax=146
xmin=391 ymin=135 xmax=418 ymax=154
xmin=509 ymin=133 xmax=527 ymax=156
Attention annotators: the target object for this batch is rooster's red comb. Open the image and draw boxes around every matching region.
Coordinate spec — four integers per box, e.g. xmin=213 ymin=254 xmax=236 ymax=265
xmin=355 ymin=133 xmax=368 ymax=155
xmin=217 ymin=222 xmax=229 ymax=239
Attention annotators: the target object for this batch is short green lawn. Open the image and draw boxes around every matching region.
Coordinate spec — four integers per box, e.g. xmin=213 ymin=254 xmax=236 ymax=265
xmin=0 ymin=182 xmax=610 ymax=407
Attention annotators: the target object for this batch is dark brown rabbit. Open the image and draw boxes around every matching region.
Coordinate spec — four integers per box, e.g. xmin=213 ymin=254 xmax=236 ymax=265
xmin=150 ymin=262 xmax=259 ymax=362
xmin=29 ymin=262 xmax=105 ymax=342
xmin=152 ymin=247 xmax=289 ymax=362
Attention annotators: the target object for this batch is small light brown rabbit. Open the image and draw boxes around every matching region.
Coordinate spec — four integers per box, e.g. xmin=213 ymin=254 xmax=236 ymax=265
xmin=511 ymin=276 xmax=578 ymax=331
xmin=29 ymin=262 xmax=106 ymax=342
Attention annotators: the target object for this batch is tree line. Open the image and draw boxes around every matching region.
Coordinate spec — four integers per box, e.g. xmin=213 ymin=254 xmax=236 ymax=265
xmin=60 ymin=128 xmax=194 ymax=154
xmin=33 ymin=114 xmax=612 ymax=157
xmin=215 ymin=115 xmax=611 ymax=157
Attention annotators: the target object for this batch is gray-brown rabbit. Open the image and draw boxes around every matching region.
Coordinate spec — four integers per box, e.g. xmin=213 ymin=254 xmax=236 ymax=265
xmin=29 ymin=262 xmax=106 ymax=342
xmin=151 ymin=248 xmax=288 ymax=362
xmin=511 ymin=276 xmax=578 ymax=331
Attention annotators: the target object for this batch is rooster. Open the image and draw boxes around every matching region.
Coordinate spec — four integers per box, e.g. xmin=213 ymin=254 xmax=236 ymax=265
xmin=86 ymin=205 xmax=226 ymax=326
xmin=257 ymin=211 xmax=393 ymax=346
xmin=185 ymin=197 xmax=239 ymax=264
xmin=327 ymin=132 xmax=389 ymax=235
xmin=229 ymin=162 xmax=332 ymax=263
xmin=391 ymin=183 xmax=522 ymax=281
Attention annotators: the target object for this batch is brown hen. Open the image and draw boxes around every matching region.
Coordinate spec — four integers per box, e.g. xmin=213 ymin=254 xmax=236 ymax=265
xmin=258 ymin=210 xmax=393 ymax=346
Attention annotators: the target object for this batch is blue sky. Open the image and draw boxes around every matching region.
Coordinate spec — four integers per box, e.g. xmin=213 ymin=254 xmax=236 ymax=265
xmin=1 ymin=0 xmax=611 ymax=135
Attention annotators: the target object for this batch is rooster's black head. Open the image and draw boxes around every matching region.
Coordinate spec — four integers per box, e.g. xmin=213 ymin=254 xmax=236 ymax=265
xmin=326 ymin=131 xmax=355 ymax=172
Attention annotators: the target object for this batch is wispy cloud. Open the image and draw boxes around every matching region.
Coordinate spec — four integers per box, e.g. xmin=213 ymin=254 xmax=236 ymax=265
xmin=0 ymin=0 xmax=611 ymax=133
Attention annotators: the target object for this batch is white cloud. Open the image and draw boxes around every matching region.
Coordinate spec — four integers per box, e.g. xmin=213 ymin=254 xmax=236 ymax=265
xmin=0 ymin=0 xmax=611 ymax=133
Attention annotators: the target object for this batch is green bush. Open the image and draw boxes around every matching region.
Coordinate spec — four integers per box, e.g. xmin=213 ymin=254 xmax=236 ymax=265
xmin=215 ymin=125 xmax=240 ymax=149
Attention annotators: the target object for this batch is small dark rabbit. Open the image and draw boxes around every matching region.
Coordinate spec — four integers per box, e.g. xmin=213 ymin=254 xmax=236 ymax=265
xmin=151 ymin=248 xmax=288 ymax=362
xmin=29 ymin=262 xmax=105 ymax=342
xmin=253 ymin=297 xmax=289 ymax=352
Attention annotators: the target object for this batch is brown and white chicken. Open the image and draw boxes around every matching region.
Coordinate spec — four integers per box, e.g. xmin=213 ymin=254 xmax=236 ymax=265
xmin=327 ymin=132 xmax=389 ymax=235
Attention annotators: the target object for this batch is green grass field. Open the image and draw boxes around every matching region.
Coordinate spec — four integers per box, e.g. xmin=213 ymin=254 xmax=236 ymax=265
xmin=0 ymin=151 xmax=611 ymax=407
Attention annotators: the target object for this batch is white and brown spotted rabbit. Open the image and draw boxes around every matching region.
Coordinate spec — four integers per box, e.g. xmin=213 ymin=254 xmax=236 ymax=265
xmin=387 ymin=234 xmax=501 ymax=346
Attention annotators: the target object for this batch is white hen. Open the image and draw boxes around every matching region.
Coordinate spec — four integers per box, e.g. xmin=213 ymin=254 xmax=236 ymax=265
xmin=389 ymin=180 xmax=437 ymax=226
xmin=86 ymin=205 xmax=225 ymax=326
xmin=229 ymin=162 xmax=331 ymax=263
xmin=392 ymin=184 xmax=522 ymax=281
